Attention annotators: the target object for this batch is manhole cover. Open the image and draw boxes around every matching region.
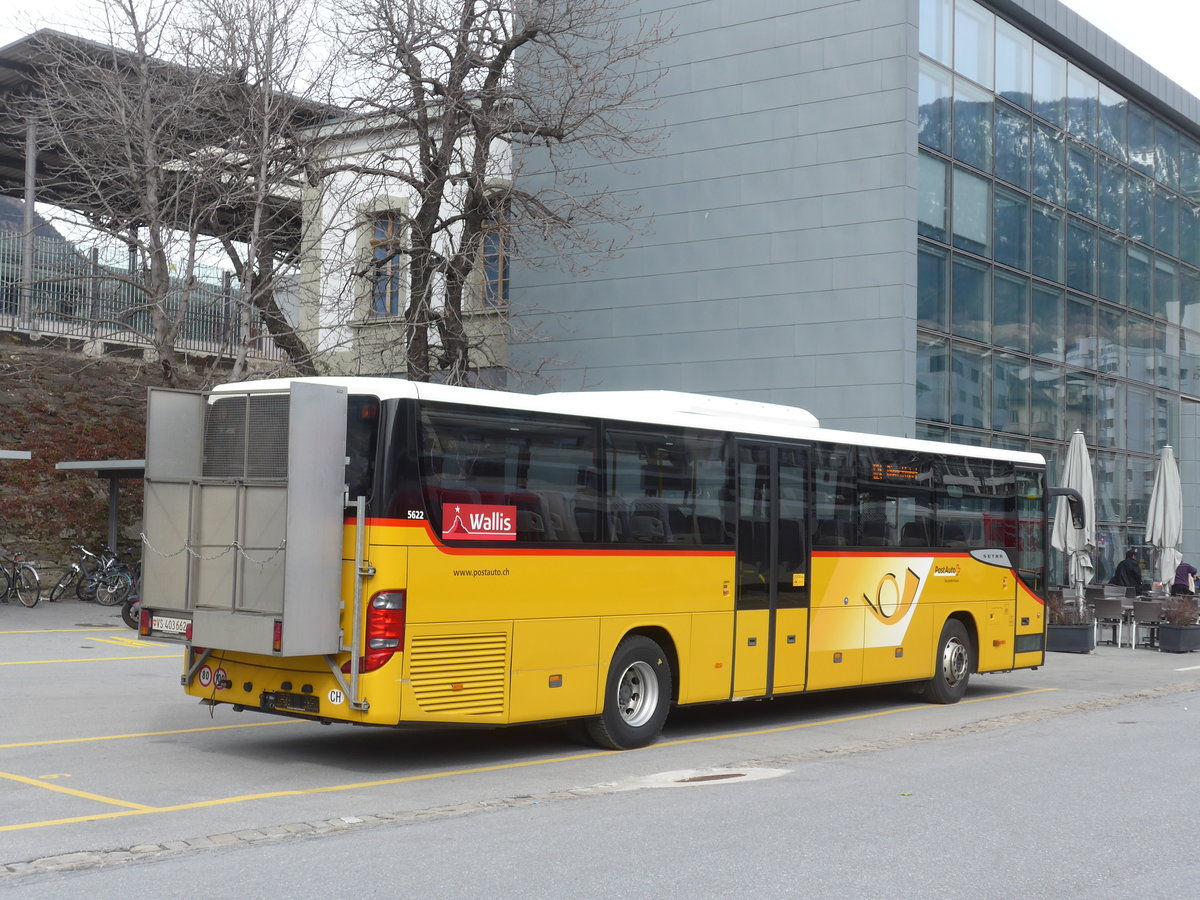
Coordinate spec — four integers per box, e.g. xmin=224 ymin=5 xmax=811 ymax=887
xmin=607 ymin=767 xmax=789 ymax=792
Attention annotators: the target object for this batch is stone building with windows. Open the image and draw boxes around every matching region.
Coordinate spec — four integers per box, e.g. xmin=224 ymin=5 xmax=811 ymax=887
xmin=294 ymin=115 xmax=511 ymax=382
xmin=507 ymin=0 xmax=1200 ymax=579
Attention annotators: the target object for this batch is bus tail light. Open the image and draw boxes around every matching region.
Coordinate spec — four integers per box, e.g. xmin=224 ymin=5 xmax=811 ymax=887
xmin=342 ymin=590 xmax=406 ymax=674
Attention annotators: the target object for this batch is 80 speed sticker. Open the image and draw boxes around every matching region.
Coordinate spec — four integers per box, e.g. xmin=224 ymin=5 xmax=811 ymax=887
xmin=196 ymin=665 xmax=228 ymax=689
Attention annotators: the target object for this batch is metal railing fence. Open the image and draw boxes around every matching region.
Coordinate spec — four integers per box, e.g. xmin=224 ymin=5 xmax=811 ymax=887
xmin=0 ymin=233 xmax=285 ymax=361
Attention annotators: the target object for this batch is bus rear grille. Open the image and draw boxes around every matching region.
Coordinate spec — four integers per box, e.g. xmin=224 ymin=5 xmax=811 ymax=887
xmin=409 ymin=633 xmax=508 ymax=716
xmin=202 ymin=392 xmax=290 ymax=479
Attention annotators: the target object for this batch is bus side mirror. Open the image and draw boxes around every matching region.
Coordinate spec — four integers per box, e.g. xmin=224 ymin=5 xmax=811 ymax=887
xmin=1048 ymin=488 xmax=1085 ymax=529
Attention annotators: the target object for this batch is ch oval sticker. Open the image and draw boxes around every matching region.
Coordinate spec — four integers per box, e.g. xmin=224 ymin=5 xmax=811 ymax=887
xmin=328 ymin=689 xmax=345 ymax=705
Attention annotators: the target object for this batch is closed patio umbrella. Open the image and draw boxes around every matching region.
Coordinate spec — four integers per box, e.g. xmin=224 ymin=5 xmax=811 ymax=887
xmin=1145 ymin=444 xmax=1183 ymax=585
xmin=1050 ymin=430 xmax=1096 ymax=600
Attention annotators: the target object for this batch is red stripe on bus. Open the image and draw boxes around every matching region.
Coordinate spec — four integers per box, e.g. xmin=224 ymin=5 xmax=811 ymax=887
xmin=810 ymin=549 xmax=974 ymax=558
xmin=347 ymin=517 xmax=734 ymax=558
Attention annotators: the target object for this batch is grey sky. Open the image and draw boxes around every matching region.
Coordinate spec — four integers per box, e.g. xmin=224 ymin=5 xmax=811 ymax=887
xmin=3 ymin=1 xmax=1199 ymax=105
xmin=1060 ymin=0 xmax=1200 ymax=99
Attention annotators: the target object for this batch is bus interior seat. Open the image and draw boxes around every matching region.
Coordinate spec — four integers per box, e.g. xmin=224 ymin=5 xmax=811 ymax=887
xmin=900 ymin=520 xmax=931 ymax=547
xmin=511 ymin=491 xmax=556 ymax=540
xmin=816 ymin=519 xmax=847 ymax=546
xmin=630 ymin=499 xmax=674 ymax=542
xmin=516 ymin=509 xmax=546 ymax=538
xmin=539 ymin=490 xmax=580 ymax=542
xmin=861 ymin=518 xmax=892 ymax=546
xmin=940 ymin=521 xmax=968 ymax=547
xmin=572 ymin=501 xmax=601 ymax=541
xmin=606 ymin=497 xmax=630 ymax=541
xmin=630 ymin=514 xmax=666 ymax=542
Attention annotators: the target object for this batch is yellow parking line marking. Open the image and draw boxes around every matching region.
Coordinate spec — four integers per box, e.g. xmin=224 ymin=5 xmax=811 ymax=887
xmin=0 ymin=720 xmax=298 ymax=750
xmin=0 ymin=655 xmax=179 ymax=666
xmin=0 ymin=687 xmax=1053 ymax=832
xmin=0 ymin=771 xmax=154 ymax=811
xmin=0 ymin=627 xmax=124 ymax=635
xmin=88 ymin=636 xmax=170 ymax=649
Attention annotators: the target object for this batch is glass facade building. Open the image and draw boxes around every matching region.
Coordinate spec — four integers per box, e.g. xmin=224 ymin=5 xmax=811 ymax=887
xmin=510 ymin=0 xmax=1200 ymax=586
xmin=916 ymin=0 xmax=1200 ymax=581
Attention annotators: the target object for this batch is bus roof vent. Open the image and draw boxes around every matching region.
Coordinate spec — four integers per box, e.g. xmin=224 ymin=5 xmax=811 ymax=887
xmin=544 ymin=391 xmax=820 ymax=429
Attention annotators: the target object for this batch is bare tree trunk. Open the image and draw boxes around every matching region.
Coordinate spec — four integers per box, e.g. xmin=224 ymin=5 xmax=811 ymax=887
xmin=24 ymin=0 xmax=332 ymax=383
xmin=323 ymin=0 xmax=670 ymax=384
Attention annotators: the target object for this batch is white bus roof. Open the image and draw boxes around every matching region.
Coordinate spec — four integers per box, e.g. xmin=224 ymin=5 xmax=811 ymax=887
xmin=214 ymin=376 xmax=1045 ymax=467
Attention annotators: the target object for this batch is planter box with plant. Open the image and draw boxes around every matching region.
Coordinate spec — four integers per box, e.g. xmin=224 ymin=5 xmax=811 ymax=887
xmin=1158 ymin=595 xmax=1200 ymax=653
xmin=1046 ymin=592 xmax=1095 ymax=654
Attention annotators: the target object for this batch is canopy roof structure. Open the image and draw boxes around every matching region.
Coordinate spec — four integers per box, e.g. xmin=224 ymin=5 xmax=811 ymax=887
xmin=0 ymin=29 xmax=336 ymax=256
xmin=56 ymin=458 xmax=145 ymax=552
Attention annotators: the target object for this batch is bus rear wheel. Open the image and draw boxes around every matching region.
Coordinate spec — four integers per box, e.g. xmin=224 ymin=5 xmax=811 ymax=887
xmin=923 ymin=619 xmax=972 ymax=704
xmin=586 ymin=635 xmax=672 ymax=750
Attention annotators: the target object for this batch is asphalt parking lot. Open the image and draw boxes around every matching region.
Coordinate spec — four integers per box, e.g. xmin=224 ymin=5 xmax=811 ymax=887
xmin=5 ymin=596 xmax=1200 ymax=877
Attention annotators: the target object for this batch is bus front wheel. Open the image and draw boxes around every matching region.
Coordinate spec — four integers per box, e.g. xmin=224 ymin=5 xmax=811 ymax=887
xmin=923 ymin=619 xmax=972 ymax=704
xmin=586 ymin=635 xmax=672 ymax=750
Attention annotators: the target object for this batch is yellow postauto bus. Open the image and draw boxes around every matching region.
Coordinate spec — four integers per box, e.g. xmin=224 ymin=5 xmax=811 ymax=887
xmin=138 ymin=378 xmax=1057 ymax=749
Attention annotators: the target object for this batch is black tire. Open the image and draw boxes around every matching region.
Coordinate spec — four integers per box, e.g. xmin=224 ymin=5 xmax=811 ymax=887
xmin=49 ymin=568 xmax=78 ymax=602
xmin=121 ymin=599 xmax=140 ymax=629
xmin=923 ymin=618 xmax=973 ymax=704
xmin=15 ymin=564 xmax=40 ymax=608
xmin=0 ymin=564 xmax=10 ymax=602
xmin=94 ymin=572 xmax=132 ymax=606
xmin=585 ymin=635 xmax=672 ymax=750
xmin=77 ymin=574 xmax=99 ymax=601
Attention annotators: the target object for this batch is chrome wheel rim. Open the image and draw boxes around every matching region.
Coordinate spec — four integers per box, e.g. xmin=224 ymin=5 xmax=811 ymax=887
xmin=617 ymin=660 xmax=659 ymax=727
xmin=941 ymin=635 xmax=969 ymax=687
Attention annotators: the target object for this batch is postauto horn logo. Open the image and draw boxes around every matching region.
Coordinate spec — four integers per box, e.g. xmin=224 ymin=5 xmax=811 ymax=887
xmin=442 ymin=504 xmax=517 ymax=541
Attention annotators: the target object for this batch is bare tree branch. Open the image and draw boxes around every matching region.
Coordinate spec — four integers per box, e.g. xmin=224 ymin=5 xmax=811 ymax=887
xmin=22 ymin=0 xmax=338 ymax=383
xmin=323 ymin=0 xmax=671 ymax=384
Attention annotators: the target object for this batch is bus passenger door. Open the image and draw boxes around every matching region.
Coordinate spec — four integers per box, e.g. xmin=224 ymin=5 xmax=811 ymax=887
xmin=733 ymin=442 xmax=810 ymax=698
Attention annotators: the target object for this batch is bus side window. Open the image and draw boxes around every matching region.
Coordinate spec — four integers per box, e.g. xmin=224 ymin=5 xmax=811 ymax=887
xmin=813 ymin=447 xmax=856 ymax=549
xmin=932 ymin=457 xmax=1016 ymax=552
xmin=419 ymin=404 xmax=598 ymax=544
xmin=345 ymin=396 xmax=379 ymax=506
xmin=856 ymin=448 xmax=933 ymax=549
xmin=606 ymin=427 xmax=730 ymax=546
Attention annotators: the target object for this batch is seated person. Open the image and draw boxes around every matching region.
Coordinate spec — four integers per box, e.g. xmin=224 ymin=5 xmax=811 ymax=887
xmin=1109 ymin=550 xmax=1145 ymax=590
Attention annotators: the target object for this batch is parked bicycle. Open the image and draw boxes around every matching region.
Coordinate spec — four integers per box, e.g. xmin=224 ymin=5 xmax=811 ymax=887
xmin=49 ymin=545 xmax=133 ymax=606
xmin=48 ymin=544 xmax=97 ymax=602
xmin=0 ymin=550 xmax=41 ymax=608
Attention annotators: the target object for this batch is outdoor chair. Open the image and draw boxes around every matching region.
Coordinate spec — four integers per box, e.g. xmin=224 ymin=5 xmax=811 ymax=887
xmin=1059 ymin=587 xmax=1082 ymax=617
xmin=1092 ymin=596 xmax=1128 ymax=648
xmin=1131 ymin=600 xmax=1164 ymax=649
